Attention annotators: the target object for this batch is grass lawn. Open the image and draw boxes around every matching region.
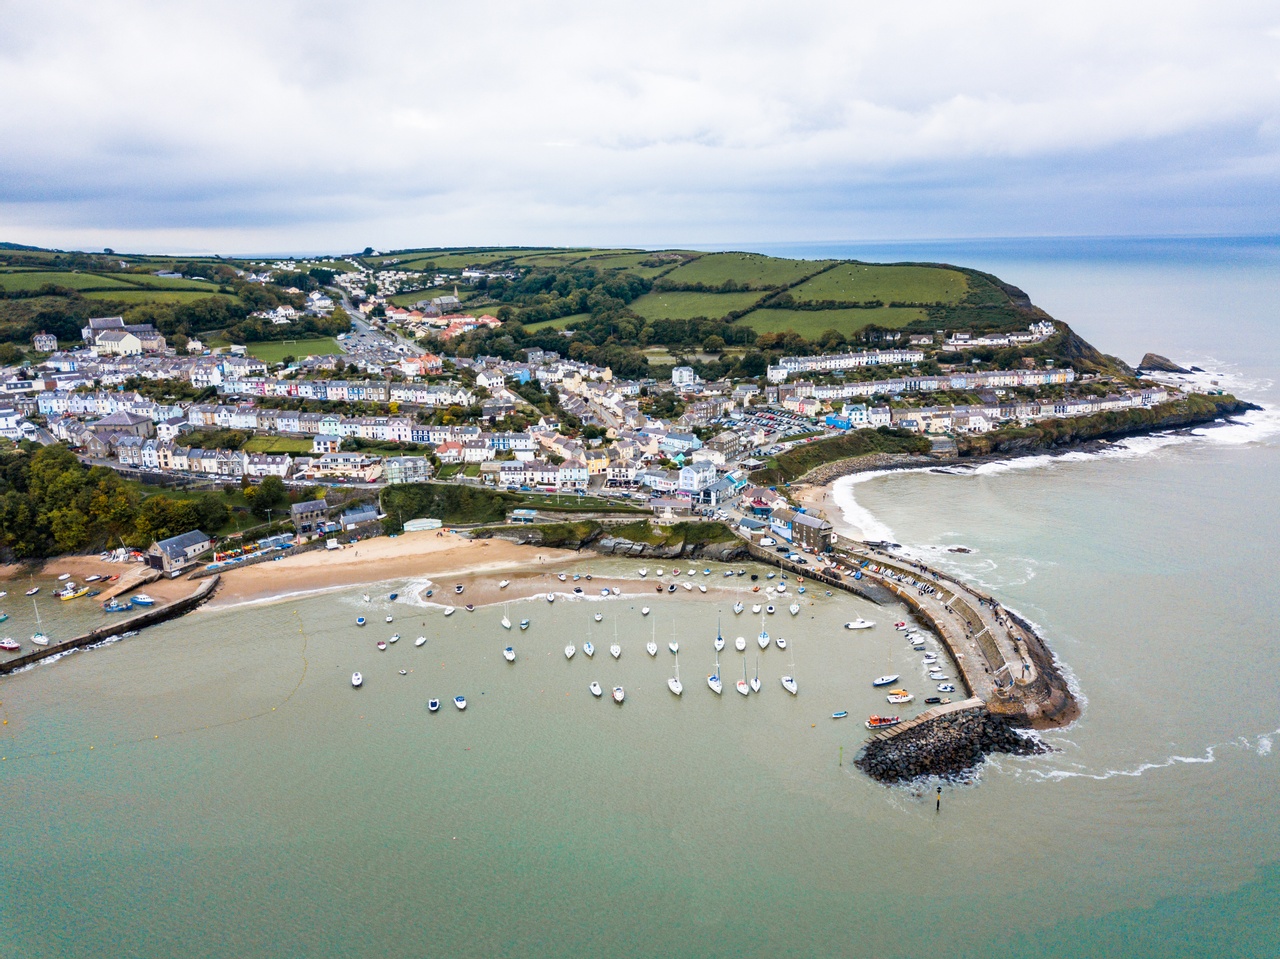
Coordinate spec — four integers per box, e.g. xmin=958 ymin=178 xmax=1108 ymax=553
xmin=628 ymin=290 xmax=765 ymax=320
xmin=242 ymin=436 xmax=313 ymax=454
xmin=524 ymin=312 xmax=588 ymax=330
xmin=388 ymin=290 xmax=434 ymax=307
xmin=462 ymin=464 xmax=482 ymax=477
xmin=82 ymin=290 xmax=237 ymax=304
xmin=789 ymin=263 xmax=968 ymax=305
xmin=437 ymin=464 xmax=464 ymax=479
xmin=246 ymin=337 xmax=343 ymax=363
xmin=574 ymin=251 xmax=694 ymax=278
xmin=738 ymin=306 xmax=926 ymax=338
xmin=0 ymin=270 xmax=139 ymax=292
xmin=660 ymin=252 xmax=836 ymax=289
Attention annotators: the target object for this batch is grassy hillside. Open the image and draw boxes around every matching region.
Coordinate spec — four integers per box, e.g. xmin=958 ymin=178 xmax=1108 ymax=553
xmin=245 ymin=337 xmax=342 ymax=363
xmin=788 ymin=263 xmax=968 ymax=304
xmin=749 ymin=429 xmax=931 ymax=486
xmin=660 ymin=252 xmax=834 ymax=288
xmin=739 ymin=306 xmax=926 ymax=338
xmin=628 ymin=290 xmax=764 ymax=320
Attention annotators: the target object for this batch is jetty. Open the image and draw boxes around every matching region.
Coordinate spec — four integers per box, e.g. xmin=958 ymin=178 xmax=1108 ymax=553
xmin=0 ymin=575 xmax=219 ymax=677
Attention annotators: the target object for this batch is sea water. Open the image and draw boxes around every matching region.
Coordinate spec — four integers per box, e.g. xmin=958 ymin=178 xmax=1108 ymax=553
xmin=3 ymin=237 xmax=1279 ymax=958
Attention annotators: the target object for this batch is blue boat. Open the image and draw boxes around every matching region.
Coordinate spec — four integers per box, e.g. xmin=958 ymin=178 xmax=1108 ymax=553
xmin=356 ymin=616 xmax=366 ymax=626
xmin=832 ymin=710 xmax=849 ymax=719
xmin=389 ymin=592 xmax=398 ymax=601
xmin=103 ymin=599 xmax=132 ymax=613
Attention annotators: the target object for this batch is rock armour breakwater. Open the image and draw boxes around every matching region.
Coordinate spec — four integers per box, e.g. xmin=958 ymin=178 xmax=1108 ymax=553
xmin=855 ymin=703 xmax=1048 ymax=783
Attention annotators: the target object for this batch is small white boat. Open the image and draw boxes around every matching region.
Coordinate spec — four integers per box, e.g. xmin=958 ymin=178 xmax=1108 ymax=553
xmin=25 ymin=587 xmax=39 ymax=596
xmin=557 ymin=573 xmax=567 ymax=582
xmin=499 ymin=580 xmax=510 ymax=589
xmin=638 ymin=568 xmax=648 ymax=577
xmin=84 ymin=574 xmax=101 ymax=583
xmin=724 ymin=570 xmax=734 ymax=578
xmin=0 ymin=638 xmax=19 ymax=652
xmin=565 ymin=643 xmax=576 ymax=659
xmin=454 ymin=584 xmax=464 ymax=594
xmin=736 ymin=659 xmax=749 ymax=696
xmin=351 ymin=672 xmax=362 ymax=687
xmin=766 ymin=572 xmax=775 ymax=580
xmin=845 ymin=619 xmax=875 ymax=630
xmin=669 ymin=652 xmax=683 ymax=696
xmin=703 ymin=569 xmax=711 ymax=576
xmin=776 ymin=582 xmax=787 ymax=593
xmin=655 ymin=567 xmax=664 ymax=576
xmin=377 ymin=641 xmax=387 ymax=651
xmin=428 ymin=698 xmax=440 ymax=712
xmin=590 ymin=681 xmax=603 ymax=697
xmin=362 ymin=593 xmax=370 ymax=603
xmin=687 ymin=570 xmax=696 ymax=577
xmin=751 ymin=604 xmax=761 ymax=614
xmin=131 ymin=594 xmax=155 ymax=606
xmin=750 ymin=655 xmax=761 ymax=693
xmin=399 ymin=669 xmax=407 ymax=676
xmin=646 ymin=640 xmax=658 ymax=656
xmin=444 ymin=607 xmax=455 ymax=617
xmin=502 ymin=615 xmax=511 ymax=630
xmin=775 ymin=636 xmax=786 ymax=650
xmin=520 ymin=619 xmax=530 ymax=630
xmin=610 ymin=644 xmax=621 ymax=660
xmin=697 ymin=585 xmax=707 ymax=594
xmin=584 ymin=641 xmax=595 ymax=658
xmin=714 ymin=633 xmax=725 ymax=652
xmin=765 ymin=604 xmax=776 ymax=615
xmin=31 ymin=632 xmax=49 ymax=647
xmin=0 ymin=591 xmax=7 ymax=598
xmin=734 ymin=635 xmax=746 ymax=651
xmin=669 ymin=641 xmax=679 ymax=654
xmin=454 ymin=695 xmax=467 ymax=711
xmin=415 ymin=636 xmax=427 ymax=647
xmin=757 ymin=631 xmax=769 ymax=650
xmin=594 ymin=613 xmax=603 ymax=622
xmin=389 ymin=633 xmax=400 ymax=643
xmin=356 ymin=617 xmax=366 ymax=626
xmin=788 ymin=603 xmax=800 ymax=616
xmin=611 ymin=587 xmax=620 ymax=596
xmin=781 ymin=674 xmax=797 ymax=695
xmin=57 ymin=573 xmax=70 ymax=581
xmin=872 ymin=675 xmax=900 ymax=687
xmin=547 ymin=593 xmax=556 ymax=603
xmin=612 ymin=686 xmax=625 ymax=704
xmin=385 ymin=615 xmax=393 ymax=623
xmin=641 ymin=607 xmax=650 ymax=616
xmin=682 ymin=582 xmax=693 ymax=591
xmin=503 ymin=646 xmax=515 ymax=662
xmin=929 ymin=672 xmax=949 ymax=681
xmin=887 ymin=692 xmax=914 ymax=704
xmin=707 ymin=654 xmax=723 ymax=695
xmin=733 ymin=602 xmax=744 ymax=615
xmin=937 ymin=683 xmax=956 ymax=693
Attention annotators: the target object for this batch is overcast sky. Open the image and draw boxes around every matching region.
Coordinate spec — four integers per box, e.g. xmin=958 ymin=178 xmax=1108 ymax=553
xmin=1 ymin=1 xmax=1278 ymax=254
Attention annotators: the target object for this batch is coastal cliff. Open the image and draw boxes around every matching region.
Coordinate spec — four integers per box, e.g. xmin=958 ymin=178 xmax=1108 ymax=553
xmin=470 ymin=520 xmax=750 ymax=562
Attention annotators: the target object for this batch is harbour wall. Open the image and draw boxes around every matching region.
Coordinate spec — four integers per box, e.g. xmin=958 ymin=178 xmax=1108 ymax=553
xmin=0 ymin=575 xmax=220 ymax=677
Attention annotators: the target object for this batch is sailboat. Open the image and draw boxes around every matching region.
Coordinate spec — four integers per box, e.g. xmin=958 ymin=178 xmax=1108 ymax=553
xmin=668 ymin=651 xmax=683 ymax=696
xmin=757 ymin=615 xmax=770 ymax=649
xmin=669 ymin=622 xmax=679 ymax=655
xmin=647 ymin=619 xmax=658 ymax=656
xmin=736 ymin=658 xmax=750 ymax=696
xmin=733 ymin=601 xmax=744 ymax=615
xmin=707 ymin=651 xmax=723 ymax=695
xmin=30 ymin=597 xmax=48 ymax=647
xmin=610 ymin=622 xmax=621 ymax=659
xmin=501 ymin=604 xmax=511 ymax=630
xmin=715 ymin=615 xmax=725 ymax=651
xmin=751 ymin=654 xmax=761 ymax=693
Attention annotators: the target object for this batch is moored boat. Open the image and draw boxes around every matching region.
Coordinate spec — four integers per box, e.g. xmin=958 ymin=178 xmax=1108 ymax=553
xmin=641 ymin=606 xmax=650 ymax=616
xmin=707 ymin=652 xmax=722 ymax=695
xmin=937 ymin=683 xmax=956 ymax=693
xmin=594 ymin=613 xmax=603 ymax=622
xmin=130 ymin=594 xmax=155 ymax=606
xmin=733 ymin=601 xmax=744 ymax=615
xmin=565 ymin=644 xmax=576 ymax=659
xmin=389 ymin=633 xmax=400 ymax=643
xmin=832 ymin=710 xmax=849 ymax=719
xmin=377 ymin=641 xmax=387 ymax=651
xmin=454 ymin=695 xmax=467 ymax=711
xmin=351 ymin=672 xmax=362 ymax=688
xmin=428 ymin=698 xmax=440 ymax=712
xmin=455 ymin=584 xmax=464 ymax=594
xmin=583 ymin=641 xmax=595 ymax=658
xmin=590 ymin=681 xmax=602 ymax=697
xmin=865 ymin=714 xmax=900 ymax=729
xmin=872 ymin=675 xmax=900 ymax=686
xmin=415 ymin=636 xmax=427 ymax=647
xmin=84 ymin=574 xmax=101 ymax=583
xmin=735 ymin=635 xmax=746 ymax=651
xmin=0 ymin=638 xmax=19 ymax=651
xmin=612 ymin=685 xmax=624 ymax=704
xmin=668 ymin=651 xmax=683 ymax=696
xmin=610 ymin=644 xmax=621 ymax=660
xmin=503 ymin=646 xmax=515 ymax=662
xmin=887 ymin=692 xmax=914 ymax=704
xmin=499 ymin=580 xmax=509 ymax=589
xmin=788 ymin=603 xmax=799 ymax=616
xmin=444 ymin=607 xmax=455 ymax=617
xmin=356 ymin=616 xmax=366 ymax=626
xmin=25 ymin=587 xmax=39 ymax=596
xmin=638 ymin=567 xmax=648 ymax=577
xmin=775 ymin=635 xmax=787 ymax=650
xmin=547 ymin=592 xmax=556 ymax=603
xmin=519 ymin=619 xmax=529 ymax=630
xmin=104 ymin=599 xmax=132 ymax=613
xmin=736 ymin=658 xmax=749 ymax=696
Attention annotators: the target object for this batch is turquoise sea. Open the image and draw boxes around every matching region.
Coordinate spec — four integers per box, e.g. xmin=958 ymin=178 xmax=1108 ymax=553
xmin=2 ymin=237 xmax=1279 ymax=958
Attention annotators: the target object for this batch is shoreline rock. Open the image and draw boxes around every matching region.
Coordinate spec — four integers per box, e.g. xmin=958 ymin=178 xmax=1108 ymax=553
xmin=855 ymin=707 xmax=1049 ymax=784
xmin=1137 ymin=352 xmax=1191 ymax=374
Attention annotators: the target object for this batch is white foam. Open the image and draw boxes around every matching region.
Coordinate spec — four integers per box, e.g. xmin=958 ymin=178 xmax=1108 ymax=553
xmin=1018 ymin=727 xmax=1280 ymax=783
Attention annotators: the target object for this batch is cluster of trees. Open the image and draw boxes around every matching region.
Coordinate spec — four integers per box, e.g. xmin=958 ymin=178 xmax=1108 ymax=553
xmin=223 ymin=307 xmax=351 ymax=344
xmin=0 ymin=444 xmax=227 ymax=558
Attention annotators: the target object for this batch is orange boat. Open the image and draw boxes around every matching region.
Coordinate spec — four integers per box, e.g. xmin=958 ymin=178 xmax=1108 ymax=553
xmin=865 ymin=714 xmax=900 ymax=729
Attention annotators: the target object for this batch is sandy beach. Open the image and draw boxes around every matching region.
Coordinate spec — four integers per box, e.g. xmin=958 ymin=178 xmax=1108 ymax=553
xmin=792 ymin=481 xmax=867 ymax=542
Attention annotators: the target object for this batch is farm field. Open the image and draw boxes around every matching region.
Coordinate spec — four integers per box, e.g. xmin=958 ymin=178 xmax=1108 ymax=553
xmin=574 ymin=251 xmax=694 ymax=277
xmin=82 ymin=290 xmax=235 ymax=304
xmin=524 ymin=312 xmax=589 ymax=330
xmin=628 ymin=290 xmax=764 ymax=320
xmin=659 ymin=252 xmax=835 ymax=289
xmin=738 ymin=305 xmax=927 ymax=338
xmin=245 ymin=337 xmax=343 ymax=363
xmin=102 ymin=273 xmax=225 ymax=291
xmin=788 ymin=263 xmax=968 ymax=304
xmin=0 ymin=270 xmax=138 ymax=292
xmin=241 ymin=436 xmax=313 ymax=454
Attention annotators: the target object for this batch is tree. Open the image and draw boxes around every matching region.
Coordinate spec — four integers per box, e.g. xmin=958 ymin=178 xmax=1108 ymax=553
xmin=702 ymin=334 xmax=725 ymax=354
xmin=251 ymin=476 xmax=287 ymax=519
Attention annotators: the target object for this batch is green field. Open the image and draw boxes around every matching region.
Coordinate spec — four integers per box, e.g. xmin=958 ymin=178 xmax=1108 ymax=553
xmin=738 ymin=306 xmax=927 ymax=338
xmin=102 ymin=273 xmax=225 ymax=292
xmin=660 ymin=252 xmax=835 ymax=289
xmin=576 ymin=251 xmax=695 ymax=278
xmin=628 ymin=290 xmax=764 ymax=320
xmin=0 ymin=270 xmax=138 ymax=292
xmin=524 ymin=312 xmax=589 ymax=330
xmin=789 ymin=263 xmax=968 ymax=305
xmin=242 ymin=436 xmax=314 ymax=454
xmin=245 ymin=337 xmax=343 ymax=363
xmin=82 ymin=289 xmax=234 ymax=304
